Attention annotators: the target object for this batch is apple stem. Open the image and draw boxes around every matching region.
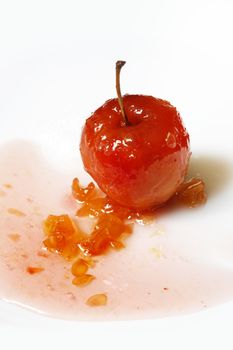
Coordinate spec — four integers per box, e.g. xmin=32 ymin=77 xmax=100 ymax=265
xmin=116 ymin=60 xmax=130 ymax=126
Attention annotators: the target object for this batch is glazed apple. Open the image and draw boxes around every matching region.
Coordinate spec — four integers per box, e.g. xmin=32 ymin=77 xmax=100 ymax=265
xmin=80 ymin=61 xmax=190 ymax=209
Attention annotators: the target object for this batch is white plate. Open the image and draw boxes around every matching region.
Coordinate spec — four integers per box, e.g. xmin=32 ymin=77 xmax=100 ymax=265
xmin=1 ymin=0 xmax=233 ymax=348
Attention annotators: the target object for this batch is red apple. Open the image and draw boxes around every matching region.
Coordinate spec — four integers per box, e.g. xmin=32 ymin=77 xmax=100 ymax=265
xmin=80 ymin=61 xmax=190 ymax=209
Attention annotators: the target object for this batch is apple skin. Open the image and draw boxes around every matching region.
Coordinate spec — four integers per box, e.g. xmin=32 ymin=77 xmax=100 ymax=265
xmin=80 ymin=94 xmax=190 ymax=209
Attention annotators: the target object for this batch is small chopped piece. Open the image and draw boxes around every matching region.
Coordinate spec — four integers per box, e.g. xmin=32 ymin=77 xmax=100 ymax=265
xmin=43 ymin=214 xmax=84 ymax=259
xmin=76 ymin=197 xmax=107 ymax=217
xmin=86 ymin=293 xmax=107 ymax=307
xmin=72 ymin=178 xmax=96 ymax=202
xmin=72 ymin=274 xmax=95 ymax=287
xmin=78 ymin=213 xmax=131 ymax=256
xmin=7 ymin=208 xmax=26 ymax=217
xmin=110 ymin=240 xmax=125 ymax=250
xmin=26 ymin=266 xmax=44 ymax=274
xmin=71 ymin=258 xmax=88 ymax=276
xmin=0 ymin=190 xmax=6 ymax=197
xmin=76 ymin=194 xmax=143 ymax=221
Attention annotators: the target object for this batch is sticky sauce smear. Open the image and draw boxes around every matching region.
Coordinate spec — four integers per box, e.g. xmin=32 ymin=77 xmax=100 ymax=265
xmin=0 ymin=140 xmax=233 ymax=321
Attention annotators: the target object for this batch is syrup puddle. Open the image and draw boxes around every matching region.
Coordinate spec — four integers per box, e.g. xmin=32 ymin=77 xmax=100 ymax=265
xmin=0 ymin=140 xmax=233 ymax=321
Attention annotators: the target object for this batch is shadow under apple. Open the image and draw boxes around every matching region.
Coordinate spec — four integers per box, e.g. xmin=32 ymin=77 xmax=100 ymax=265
xmin=188 ymin=155 xmax=233 ymax=197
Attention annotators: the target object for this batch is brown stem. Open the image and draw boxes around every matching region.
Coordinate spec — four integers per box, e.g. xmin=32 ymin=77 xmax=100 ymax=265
xmin=115 ymin=60 xmax=130 ymax=125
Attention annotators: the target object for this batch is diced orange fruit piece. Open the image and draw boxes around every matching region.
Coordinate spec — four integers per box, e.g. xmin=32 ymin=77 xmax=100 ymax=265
xmin=96 ymin=214 xmax=127 ymax=239
xmin=44 ymin=215 xmax=76 ymax=239
xmin=78 ymin=213 xmax=131 ymax=256
xmin=43 ymin=215 xmax=84 ymax=260
xmin=72 ymin=178 xmax=96 ymax=202
xmin=76 ymin=194 xmax=142 ymax=221
xmin=110 ymin=240 xmax=125 ymax=250
xmin=76 ymin=197 xmax=107 ymax=217
xmin=79 ymin=227 xmax=110 ymax=256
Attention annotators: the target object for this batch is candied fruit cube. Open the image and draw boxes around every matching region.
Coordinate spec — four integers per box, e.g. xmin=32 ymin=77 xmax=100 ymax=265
xmin=44 ymin=215 xmax=76 ymax=239
xmin=76 ymin=197 xmax=108 ymax=217
xmin=79 ymin=227 xmax=111 ymax=256
xmin=96 ymin=214 xmax=124 ymax=237
xmin=110 ymin=240 xmax=125 ymax=250
xmin=72 ymin=178 xmax=96 ymax=202
xmin=43 ymin=215 xmax=84 ymax=259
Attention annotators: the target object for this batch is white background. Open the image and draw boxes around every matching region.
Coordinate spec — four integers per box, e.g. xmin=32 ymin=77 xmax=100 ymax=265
xmin=1 ymin=0 xmax=233 ymax=349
